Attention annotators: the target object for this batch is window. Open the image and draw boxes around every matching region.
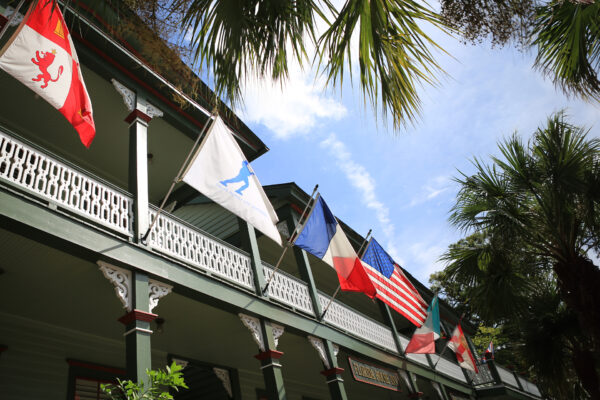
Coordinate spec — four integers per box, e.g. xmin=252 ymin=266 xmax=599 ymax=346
xmin=66 ymin=359 xmax=126 ymax=400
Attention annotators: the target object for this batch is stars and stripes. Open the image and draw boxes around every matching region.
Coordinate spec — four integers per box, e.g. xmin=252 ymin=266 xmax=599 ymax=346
xmin=361 ymin=238 xmax=427 ymax=327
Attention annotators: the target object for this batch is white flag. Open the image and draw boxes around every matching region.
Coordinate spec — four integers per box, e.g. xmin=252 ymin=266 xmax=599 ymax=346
xmin=182 ymin=116 xmax=282 ymax=246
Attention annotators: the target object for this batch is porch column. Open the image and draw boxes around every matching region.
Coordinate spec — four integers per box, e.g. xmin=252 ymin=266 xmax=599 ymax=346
xmin=120 ymin=271 xmax=154 ymax=383
xmin=377 ymin=300 xmax=403 ymax=354
xmin=240 ymin=314 xmax=287 ymax=400
xmin=280 ymin=205 xmax=323 ymax=316
xmin=398 ymin=369 xmax=424 ymax=398
xmin=308 ymin=336 xmax=348 ymax=400
xmin=98 ymin=261 xmax=172 ymax=384
xmin=238 ymin=218 xmax=267 ymax=295
xmin=112 ymin=79 xmax=163 ymax=242
xmin=431 ymin=381 xmax=450 ymax=400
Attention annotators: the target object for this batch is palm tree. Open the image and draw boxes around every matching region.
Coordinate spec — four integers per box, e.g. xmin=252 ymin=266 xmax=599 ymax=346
xmin=447 ymin=112 xmax=600 ymax=398
xmin=533 ymin=0 xmax=600 ymax=101
xmin=125 ymin=0 xmax=450 ymax=130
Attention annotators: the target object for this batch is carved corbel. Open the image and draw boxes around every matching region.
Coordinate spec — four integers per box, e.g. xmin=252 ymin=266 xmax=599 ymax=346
xmin=111 ymin=79 xmax=163 ymax=119
xmin=148 ymin=279 xmax=172 ymax=313
xmin=213 ymin=367 xmax=233 ymax=398
xmin=98 ymin=261 xmax=132 ymax=311
xmin=238 ymin=313 xmax=284 ymax=352
xmin=307 ymin=336 xmax=339 ymax=369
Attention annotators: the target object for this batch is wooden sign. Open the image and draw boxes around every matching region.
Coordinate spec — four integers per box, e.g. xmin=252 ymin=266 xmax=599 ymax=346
xmin=348 ymin=357 xmax=401 ymax=391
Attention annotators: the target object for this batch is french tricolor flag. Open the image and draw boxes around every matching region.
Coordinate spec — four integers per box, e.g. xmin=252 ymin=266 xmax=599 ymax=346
xmin=294 ymin=195 xmax=376 ymax=297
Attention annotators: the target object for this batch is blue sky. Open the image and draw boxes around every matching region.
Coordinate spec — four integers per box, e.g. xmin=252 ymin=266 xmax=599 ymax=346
xmin=239 ymin=31 xmax=599 ymax=286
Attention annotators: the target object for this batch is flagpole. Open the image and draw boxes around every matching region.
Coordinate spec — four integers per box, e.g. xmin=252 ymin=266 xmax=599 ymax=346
xmin=262 ymin=184 xmax=319 ymax=294
xmin=141 ymin=113 xmax=216 ymax=243
xmin=0 ymin=0 xmax=26 ymax=41
xmin=320 ymin=228 xmax=373 ymax=320
xmin=433 ymin=313 xmax=465 ymax=369
xmin=357 ymin=230 xmax=372 ymax=258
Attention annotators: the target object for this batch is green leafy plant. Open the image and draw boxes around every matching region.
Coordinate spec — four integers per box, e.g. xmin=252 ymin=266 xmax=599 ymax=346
xmin=101 ymin=361 xmax=188 ymax=400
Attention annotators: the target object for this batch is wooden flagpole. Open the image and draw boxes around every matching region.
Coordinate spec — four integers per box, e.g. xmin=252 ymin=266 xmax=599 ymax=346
xmin=0 ymin=0 xmax=26 ymax=41
xmin=262 ymin=184 xmax=319 ymax=294
xmin=320 ymin=229 xmax=373 ymax=320
xmin=141 ymin=113 xmax=216 ymax=243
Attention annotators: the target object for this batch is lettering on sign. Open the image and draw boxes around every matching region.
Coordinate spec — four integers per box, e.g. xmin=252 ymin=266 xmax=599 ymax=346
xmin=347 ymin=357 xmax=401 ymax=391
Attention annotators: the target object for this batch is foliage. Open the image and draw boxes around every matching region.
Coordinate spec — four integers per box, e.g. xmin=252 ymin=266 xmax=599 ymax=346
xmin=112 ymin=0 xmax=452 ymax=130
xmin=533 ymin=0 xmax=600 ymax=101
xmin=443 ymin=111 xmax=600 ymax=398
xmin=440 ymin=0 xmax=537 ymax=47
xmin=101 ymin=362 xmax=187 ymax=400
xmin=433 ymin=244 xmax=590 ymax=398
xmin=441 ymin=0 xmax=600 ymax=101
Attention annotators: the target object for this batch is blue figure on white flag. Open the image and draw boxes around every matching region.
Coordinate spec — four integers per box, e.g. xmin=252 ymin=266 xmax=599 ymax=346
xmin=220 ymin=160 xmax=255 ymax=195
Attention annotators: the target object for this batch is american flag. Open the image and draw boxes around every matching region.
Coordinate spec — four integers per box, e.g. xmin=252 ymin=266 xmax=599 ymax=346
xmin=360 ymin=238 xmax=427 ymax=327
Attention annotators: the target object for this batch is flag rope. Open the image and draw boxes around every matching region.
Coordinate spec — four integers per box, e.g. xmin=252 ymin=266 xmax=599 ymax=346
xmin=141 ymin=113 xmax=216 ymax=243
xmin=320 ymin=229 xmax=372 ymax=319
xmin=262 ymin=184 xmax=319 ymax=294
xmin=0 ymin=0 xmax=26 ymax=43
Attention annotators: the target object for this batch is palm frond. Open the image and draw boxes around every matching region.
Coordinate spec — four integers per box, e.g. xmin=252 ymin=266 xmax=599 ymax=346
xmin=317 ymin=0 xmax=450 ymax=130
xmin=533 ymin=0 xmax=600 ymax=100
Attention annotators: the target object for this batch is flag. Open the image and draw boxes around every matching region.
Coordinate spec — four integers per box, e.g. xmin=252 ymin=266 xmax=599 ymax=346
xmin=361 ymin=238 xmax=427 ymax=326
xmin=448 ymin=324 xmax=479 ymax=373
xmin=294 ymin=195 xmax=376 ymax=297
xmin=182 ymin=116 xmax=282 ymax=245
xmin=404 ymin=295 xmax=441 ymax=354
xmin=0 ymin=0 xmax=95 ymax=147
xmin=483 ymin=340 xmax=494 ymax=362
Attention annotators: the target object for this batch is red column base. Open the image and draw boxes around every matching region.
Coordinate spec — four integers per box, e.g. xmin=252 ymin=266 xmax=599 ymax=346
xmin=125 ymin=109 xmax=152 ymax=124
xmin=320 ymin=367 xmax=345 ymax=377
xmin=118 ymin=309 xmax=158 ymax=325
xmin=254 ymin=350 xmax=284 ymax=361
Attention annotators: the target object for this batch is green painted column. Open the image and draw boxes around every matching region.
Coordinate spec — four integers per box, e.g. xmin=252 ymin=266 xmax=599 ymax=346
xmin=439 ymin=383 xmax=451 ymax=400
xmin=238 ymin=218 xmax=267 ymax=295
xmin=118 ymin=271 xmax=156 ymax=385
xmin=280 ymin=206 xmax=347 ymax=400
xmin=280 ymin=205 xmax=323 ymax=316
xmin=377 ymin=300 xmax=404 ymax=354
xmin=255 ymin=319 xmax=287 ymax=400
xmin=320 ymin=339 xmax=348 ymax=400
xmin=237 ymin=219 xmax=287 ymax=399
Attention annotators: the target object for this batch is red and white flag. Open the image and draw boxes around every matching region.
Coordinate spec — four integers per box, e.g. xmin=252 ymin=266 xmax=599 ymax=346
xmin=448 ymin=324 xmax=479 ymax=373
xmin=0 ymin=0 xmax=95 ymax=147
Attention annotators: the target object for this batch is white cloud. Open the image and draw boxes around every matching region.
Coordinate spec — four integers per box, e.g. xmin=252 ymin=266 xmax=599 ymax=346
xmin=241 ymin=67 xmax=347 ymax=139
xmin=320 ymin=133 xmax=399 ymax=256
xmin=408 ymin=175 xmax=452 ymax=207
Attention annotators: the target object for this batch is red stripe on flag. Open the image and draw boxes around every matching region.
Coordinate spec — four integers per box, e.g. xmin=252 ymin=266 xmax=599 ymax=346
xmin=363 ymin=265 xmax=427 ymax=326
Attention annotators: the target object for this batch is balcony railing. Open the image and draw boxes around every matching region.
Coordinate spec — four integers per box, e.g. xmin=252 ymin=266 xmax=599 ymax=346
xmin=469 ymin=361 xmax=542 ymax=398
xmin=0 ymin=129 xmax=133 ymax=236
xmin=262 ymin=263 xmax=314 ymax=315
xmin=318 ymin=292 xmax=398 ymax=353
xmin=148 ymin=206 xmax=254 ymax=290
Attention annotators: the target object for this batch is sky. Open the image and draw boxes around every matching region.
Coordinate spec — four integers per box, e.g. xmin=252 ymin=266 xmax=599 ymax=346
xmin=236 ymin=26 xmax=600 ymax=286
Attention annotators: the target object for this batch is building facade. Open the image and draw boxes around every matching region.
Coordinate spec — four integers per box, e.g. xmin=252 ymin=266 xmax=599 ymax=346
xmin=0 ymin=1 xmax=543 ymax=399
